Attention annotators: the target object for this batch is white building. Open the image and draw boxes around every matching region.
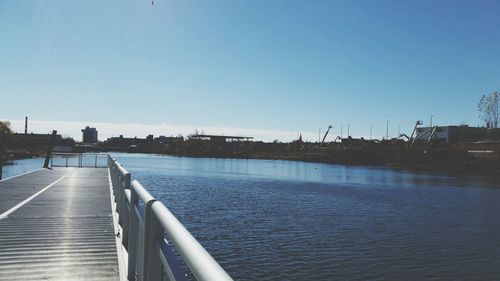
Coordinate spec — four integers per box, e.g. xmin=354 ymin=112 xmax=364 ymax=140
xmin=414 ymin=126 xmax=451 ymax=143
xmin=414 ymin=125 xmax=487 ymax=143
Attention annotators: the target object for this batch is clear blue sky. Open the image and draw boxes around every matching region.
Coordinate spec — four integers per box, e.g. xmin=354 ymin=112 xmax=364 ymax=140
xmin=1 ymin=0 xmax=499 ymax=140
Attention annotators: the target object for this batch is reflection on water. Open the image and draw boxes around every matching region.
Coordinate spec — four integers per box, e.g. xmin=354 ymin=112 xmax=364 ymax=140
xmin=112 ymin=152 xmax=498 ymax=189
xmin=111 ymin=153 xmax=500 ymax=280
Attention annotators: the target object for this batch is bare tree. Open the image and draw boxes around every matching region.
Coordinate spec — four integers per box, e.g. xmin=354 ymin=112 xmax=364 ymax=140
xmin=478 ymin=91 xmax=499 ymax=128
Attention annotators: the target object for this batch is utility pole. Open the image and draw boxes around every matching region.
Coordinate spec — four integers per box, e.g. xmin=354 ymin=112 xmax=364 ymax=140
xmin=340 ymin=124 xmax=343 ymax=139
xmin=430 ymin=115 xmax=434 ymax=127
xmin=398 ymin=126 xmax=400 ymax=138
xmin=386 ymin=120 xmax=390 ymax=140
xmin=347 ymin=124 xmax=350 ymax=137
xmin=318 ymin=128 xmax=321 ymax=143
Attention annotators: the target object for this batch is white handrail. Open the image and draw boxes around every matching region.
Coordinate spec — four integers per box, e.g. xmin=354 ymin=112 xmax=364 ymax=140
xmin=153 ymin=202 xmax=233 ymax=281
xmin=108 ymin=155 xmax=233 ymax=281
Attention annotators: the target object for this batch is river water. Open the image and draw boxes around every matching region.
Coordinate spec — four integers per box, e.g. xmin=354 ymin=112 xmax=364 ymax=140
xmin=3 ymin=154 xmax=500 ymax=280
xmin=0 ymin=157 xmax=44 ymax=179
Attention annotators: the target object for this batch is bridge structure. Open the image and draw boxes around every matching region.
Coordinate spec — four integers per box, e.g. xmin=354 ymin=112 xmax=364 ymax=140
xmin=0 ymin=153 xmax=232 ymax=281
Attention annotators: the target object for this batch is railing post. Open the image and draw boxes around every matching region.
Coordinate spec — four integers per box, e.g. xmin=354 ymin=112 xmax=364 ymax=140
xmin=118 ymin=172 xmax=129 ymax=226
xmin=127 ymin=186 xmax=140 ymax=281
xmin=116 ymin=173 xmax=123 ymax=220
xmin=143 ymin=201 xmax=163 ymax=281
xmin=112 ymin=164 xmax=118 ymax=202
xmin=95 ymin=154 xmax=98 ymax=168
xmin=122 ymin=173 xmax=131 ymax=248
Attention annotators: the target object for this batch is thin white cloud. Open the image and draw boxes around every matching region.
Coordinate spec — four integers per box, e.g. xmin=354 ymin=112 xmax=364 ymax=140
xmin=3 ymin=119 xmax=321 ymax=143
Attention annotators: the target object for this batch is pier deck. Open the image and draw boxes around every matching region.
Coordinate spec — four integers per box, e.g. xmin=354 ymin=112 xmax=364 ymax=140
xmin=0 ymin=168 xmax=119 ymax=281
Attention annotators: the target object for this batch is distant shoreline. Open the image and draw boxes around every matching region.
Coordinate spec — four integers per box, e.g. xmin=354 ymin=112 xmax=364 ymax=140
xmin=2 ymin=147 xmax=499 ymax=177
xmin=143 ymin=151 xmax=500 ymax=177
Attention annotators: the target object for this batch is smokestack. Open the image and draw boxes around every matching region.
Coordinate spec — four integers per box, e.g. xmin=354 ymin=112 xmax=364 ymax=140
xmin=24 ymin=116 xmax=28 ymax=134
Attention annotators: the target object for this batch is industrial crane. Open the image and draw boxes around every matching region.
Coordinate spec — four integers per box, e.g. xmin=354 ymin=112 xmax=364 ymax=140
xmin=321 ymin=125 xmax=333 ymax=144
xmin=410 ymin=121 xmax=438 ymax=144
xmin=410 ymin=120 xmax=423 ymax=144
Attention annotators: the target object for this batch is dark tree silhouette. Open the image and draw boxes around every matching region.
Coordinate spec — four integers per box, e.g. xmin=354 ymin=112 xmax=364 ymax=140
xmin=0 ymin=121 xmax=12 ymax=135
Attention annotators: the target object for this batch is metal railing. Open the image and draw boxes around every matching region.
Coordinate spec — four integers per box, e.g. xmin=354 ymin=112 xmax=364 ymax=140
xmin=50 ymin=153 xmax=108 ymax=168
xmin=108 ymin=156 xmax=233 ymax=281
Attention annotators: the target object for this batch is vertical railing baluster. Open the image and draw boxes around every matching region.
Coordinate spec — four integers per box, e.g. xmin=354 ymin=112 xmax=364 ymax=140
xmin=118 ymin=172 xmax=124 ymax=225
xmin=117 ymin=173 xmax=123 ymax=218
xmin=128 ymin=186 xmax=139 ymax=281
xmin=122 ymin=173 xmax=131 ymax=248
xmin=143 ymin=201 xmax=163 ymax=281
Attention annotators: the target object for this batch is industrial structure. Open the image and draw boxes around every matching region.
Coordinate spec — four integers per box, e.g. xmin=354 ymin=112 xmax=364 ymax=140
xmin=24 ymin=116 xmax=28 ymax=134
xmin=413 ymin=125 xmax=492 ymax=143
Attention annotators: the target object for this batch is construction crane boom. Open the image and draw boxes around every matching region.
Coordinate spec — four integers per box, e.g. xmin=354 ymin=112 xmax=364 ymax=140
xmin=321 ymin=125 xmax=333 ymax=144
xmin=410 ymin=120 xmax=423 ymax=144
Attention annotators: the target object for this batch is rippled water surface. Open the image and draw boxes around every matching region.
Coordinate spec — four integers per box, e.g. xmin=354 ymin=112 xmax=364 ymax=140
xmin=109 ymin=153 xmax=500 ymax=280
xmin=5 ymin=154 xmax=500 ymax=280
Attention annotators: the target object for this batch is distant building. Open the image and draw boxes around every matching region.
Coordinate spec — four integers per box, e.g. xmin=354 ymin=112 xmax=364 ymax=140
xmin=102 ymin=135 xmax=183 ymax=148
xmin=154 ymin=135 xmax=183 ymax=144
xmin=9 ymin=133 xmax=75 ymax=151
xmin=103 ymin=135 xmax=139 ymax=147
xmin=81 ymin=126 xmax=98 ymax=143
xmin=188 ymin=134 xmax=253 ymax=144
xmin=414 ymin=125 xmax=491 ymax=143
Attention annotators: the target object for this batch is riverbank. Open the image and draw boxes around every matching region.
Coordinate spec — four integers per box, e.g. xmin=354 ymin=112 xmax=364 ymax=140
xmin=91 ymin=137 xmax=500 ymax=177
